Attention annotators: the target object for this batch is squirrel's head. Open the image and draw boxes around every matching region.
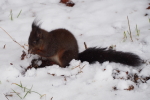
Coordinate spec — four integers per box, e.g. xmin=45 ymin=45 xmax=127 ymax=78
xmin=28 ymin=21 xmax=44 ymax=54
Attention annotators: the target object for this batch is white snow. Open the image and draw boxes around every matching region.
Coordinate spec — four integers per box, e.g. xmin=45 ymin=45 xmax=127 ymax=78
xmin=0 ymin=0 xmax=150 ymax=100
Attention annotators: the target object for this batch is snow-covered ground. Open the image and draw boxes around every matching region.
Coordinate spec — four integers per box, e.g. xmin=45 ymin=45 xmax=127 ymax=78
xmin=0 ymin=0 xmax=150 ymax=100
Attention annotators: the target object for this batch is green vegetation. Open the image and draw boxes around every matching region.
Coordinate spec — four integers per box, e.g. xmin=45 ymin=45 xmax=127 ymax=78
xmin=12 ymin=82 xmax=46 ymax=99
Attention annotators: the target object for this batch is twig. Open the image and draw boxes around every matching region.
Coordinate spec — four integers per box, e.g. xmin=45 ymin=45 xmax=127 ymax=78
xmin=84 ymin=42 xmax=87 ymax=49
xmin=78 ymin=65 xmax=86 ymax=74
xmin=71 ymin=64 xmax=80 ymax=70
xmin=127 ymin=16 xmax=133 ymax=42
xmin=0 ymin=27 xmax=27 ymax=50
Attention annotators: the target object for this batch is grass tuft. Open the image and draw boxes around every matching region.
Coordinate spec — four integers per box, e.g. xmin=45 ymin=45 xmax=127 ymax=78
xmin=12 ymin=82 xmax=46 ymax=99
xmin=12 ymin=89 xmax=22 ymax=99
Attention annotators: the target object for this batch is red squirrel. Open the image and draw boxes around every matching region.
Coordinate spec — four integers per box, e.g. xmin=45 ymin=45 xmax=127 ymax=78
xmin=28 ymin=21 xmax=142 ymax=68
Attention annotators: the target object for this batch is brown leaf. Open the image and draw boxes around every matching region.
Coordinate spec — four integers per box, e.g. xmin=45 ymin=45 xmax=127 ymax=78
xmin=60 ymin=0 xmax=69 ymax=3
xmin=47 ymin=73 xmax=55 ymax=76
xmin=60 ymin=0 xmax=75 ymax=7
xmin=113 ymin=86 xmax=118 ymax=91
xmin=125 ymin=85 xmax=134 ymax=91
xmin=26 ymin=65 xmax=33 ymax=70
xmin=134 ymin=74 xmax=139 ymax=83
xmin=5 ymin=94 xmax=13 ymax=97
xmin=51 ymin=74 xmax=55 ymax=76
xmin=116 ymin=70 xmax=120 ymax=73
xmin=64 ymin=77 xmax=67 ymax=81
xmin=147 ymin=6 xmax=150 ymax=9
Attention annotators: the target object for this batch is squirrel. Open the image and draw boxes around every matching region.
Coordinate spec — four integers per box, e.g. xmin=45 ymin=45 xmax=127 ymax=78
xmin=28 ymin=21 xmax=142 ymax=68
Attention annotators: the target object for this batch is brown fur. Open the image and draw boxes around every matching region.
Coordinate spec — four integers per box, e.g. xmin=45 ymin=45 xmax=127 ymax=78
xmin=28 ymin=21 xmax=78 ymax=68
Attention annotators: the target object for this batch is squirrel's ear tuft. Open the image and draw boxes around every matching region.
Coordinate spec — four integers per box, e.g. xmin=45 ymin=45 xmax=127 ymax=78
xmin=32 ymin=21 xmax=36 ymax=28
xmin=32 ymin=19 xmax=42 ymax=29
xmin=32 ymin=20 xmax=38 ymax=29
xmin=31 ymin=19 xmax=43 ymax=38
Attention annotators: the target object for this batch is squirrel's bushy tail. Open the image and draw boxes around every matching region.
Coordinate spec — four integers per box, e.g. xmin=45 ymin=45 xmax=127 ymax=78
xmin=78 ymin=47 xmax=142 ymax=66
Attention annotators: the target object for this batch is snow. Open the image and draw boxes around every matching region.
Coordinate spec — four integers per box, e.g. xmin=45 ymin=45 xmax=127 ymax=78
xmin=0 ymin=0 xmax=150 ymax=100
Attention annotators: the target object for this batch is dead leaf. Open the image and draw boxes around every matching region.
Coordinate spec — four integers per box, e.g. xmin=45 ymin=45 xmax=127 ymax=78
xmin=125 ymin=85 xmax=134 ymax=91
xmin=147 ymin=6 xmax=150 ymax=9
xmin=60 ymin=0 xmax=75 ymax=7
xmin=60 ymin=0 xmax=69 ymax=3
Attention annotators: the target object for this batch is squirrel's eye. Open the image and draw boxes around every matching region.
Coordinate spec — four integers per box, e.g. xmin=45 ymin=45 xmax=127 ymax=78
xmin=33 ymin=41 xmax=36 ymax=44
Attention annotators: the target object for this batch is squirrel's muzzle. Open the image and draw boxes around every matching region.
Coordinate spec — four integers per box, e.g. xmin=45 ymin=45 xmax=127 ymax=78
xmin=28 ymin=49 xmax=33 ymax=54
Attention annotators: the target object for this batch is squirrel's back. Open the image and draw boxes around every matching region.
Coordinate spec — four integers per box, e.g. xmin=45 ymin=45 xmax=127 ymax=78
xmin=49 ymin=29 xmax=78 ymax=51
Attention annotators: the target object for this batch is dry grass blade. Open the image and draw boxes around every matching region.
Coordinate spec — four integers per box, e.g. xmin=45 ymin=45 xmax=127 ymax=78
xmin=71 ymin=64 xmax=80 ymax=70
xmin=11 ymin=89 xmax=22 ymax=99
xmin=0 ymin=27 xmax=27 ymax=50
